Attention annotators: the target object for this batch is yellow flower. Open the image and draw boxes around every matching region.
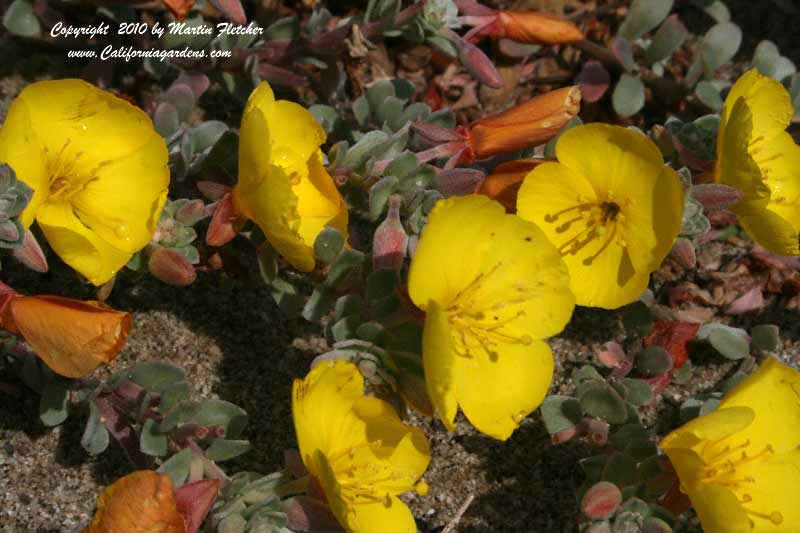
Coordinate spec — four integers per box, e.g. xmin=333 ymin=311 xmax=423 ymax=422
xmin=292 ymin=359 xmax=430 ymax=533
xmin=407 ymin=195 xmax=575 ymax=440
xmin=232 ymin=82 xmax=348 ymax=272
xmin=660 ymin=357 xmax=800 ymax=533
xmin=713 ymin=68 xmax=800 ymax=255
xmin=0 ymin=79 xmax=168 ymax=285
xmin=516 ymin=124 xmax=683 ymax=309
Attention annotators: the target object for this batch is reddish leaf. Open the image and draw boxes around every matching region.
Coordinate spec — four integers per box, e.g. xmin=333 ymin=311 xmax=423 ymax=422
xmin=174 ymin=479 xmax=220 ymax=533
xmin=643 ymin=321 xmax=700 ymax=369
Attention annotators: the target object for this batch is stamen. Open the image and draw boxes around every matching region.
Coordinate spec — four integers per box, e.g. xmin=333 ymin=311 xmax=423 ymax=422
xmin=583 ymin=222 xmax=618 ymax=266
xmin=544 ymin=202 xmax=596 ymax=223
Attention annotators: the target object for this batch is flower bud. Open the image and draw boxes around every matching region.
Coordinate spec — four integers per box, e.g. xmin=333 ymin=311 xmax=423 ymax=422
xmin=463 ymin=86 xmax=581 ymax=162
xmin=12 ymin=228 xmax=48 ymax=273
xmin=669 ymin=238 xmax=696 ymax=269
xmin=205 ymin=192 xmax=242 ymax=247
xmin=373 ymin=195 xmax=409 ymax=271
xmin=477 ymin=158 xmax=544 ymax=212
xmin=173 ymin=479 xmax=220 ymax=533
xmin=690 ymin=183 xmax=743 ymax=210
xmin=581 ymin=481 xmax=622 ymax=520
xmin=436 ymin=168 xmax=486 ymax=197
xmin=455 ymin=38 xmax=504 ymax=88
xmin=148 ymin=247 xmax=197 ymax=287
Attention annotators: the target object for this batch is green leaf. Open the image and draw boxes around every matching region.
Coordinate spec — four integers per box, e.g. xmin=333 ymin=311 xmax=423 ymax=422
xmin=618 ymin=0 xmax=674 ymax=41
xmin=603 ymin=452 xmax=640 ymax=488
xmin=160 ymin=381 xmax=191 ymax=413
xmin=353 ymin=95 xmax=371 ymax=127
xmin=344 ymin=130 xmax=390 ymax=170
xmin=366 ymin=80 xmax=396 ymax=111
xmin=622 ymin=379 xmax=653 ymax=406
xmin=154 ymin=102 xmax=181 ymax=138
xmin=636 ymin=346 xmax=673 ymax=377
xmin=313 ymin=227 xmax=345 ymax=264
xmin=39 ymin=380 xmax=69 ymax=427
xmin=309 ymin=104 xmax=340 ymax=134
xmin=645 ymin=15 xmax=688 ymax=64
xmin=81 ymin=401 xmax=110 ymax=455
xmin=331 ymin=314 xmax=361 ymax=342
xmin=140 ymin=418 xmax=168 ymax=456
xmin=356 ymin=321 xmax=386 ymax=343
xmin=697 ymin=323 xmax=749 ymax=360
xmin=366 ymin=270 xmax=399 ymax=302
xmin=700 ymin=22 xmax=742 ymax=79
xmin=263 ymin=16 xmax=298 ymax=40
xmin=753 ymin=40 xmax=781 ymax=78
xmin=751 ymin=324 xmax=779 ymax=353
xmin=190 ymin=399 xmax=248 ymax=439
xmin=572 ymin=365 xmax=604 ymax=385
xmin=128 ymin=361 xmax=187 ymax=393
xmin=3 ymin=0 xmax=41 ymax=37
xmin=703 ymin=1 xmax=730 ymax=22
xmin=369 ymin=176 xmax=399 ymax=220
xmin=206 ymin=438 xmax=251 ymax=461
xmin=578 ymin=381 xmax=629 ymax=425
xmin=190 ymin=121 xmax=228 ymax=152
xmin=695 ymin=81 xmax=724 ymax=111
xmin=540 ymin=395 xmax=583 ymax=434
xmin=612 ymin=74 xmax=646 ymax=118
xmin=384 ymin=152 xmax=419 ymax=180
xmin=157 ymin=448 xmax=193 ymax=487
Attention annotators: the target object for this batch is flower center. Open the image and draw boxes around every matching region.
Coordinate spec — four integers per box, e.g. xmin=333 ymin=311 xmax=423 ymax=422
xmin=544 ymin=198 xmax=626 ymax=266
xmin=445 ymin=262 xmax=535 ymax=361
xmin=699 ymin=438 xmax=783 ymax=527
xmin=325 ymin=445 xmax=422 ymax=506
xmin=44 ymin=140 xmax=106 ymax=203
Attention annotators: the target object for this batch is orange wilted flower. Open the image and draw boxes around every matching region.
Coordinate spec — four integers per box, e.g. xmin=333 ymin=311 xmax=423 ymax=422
xmin=86 ymin=471 xmax=184 ymax=533
xmin=464 ymin=86 xmax=581 ymax=162
xmin=456 ymin=0 xmax=585 ymax=45
xmin=0 ymin=282 xmax=130 ymax=378
xmin=163 ymin=0 xmax=196 ymax=21
xmin=477 ymin=159 xmax=547 ymax=212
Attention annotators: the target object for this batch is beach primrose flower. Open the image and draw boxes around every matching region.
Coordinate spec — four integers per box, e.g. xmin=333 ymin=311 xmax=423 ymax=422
xmin=713 ymin=68 xmax=800 ymax=255
xmin=0 ymin=79 xmax=169 ymax=285
xmin=292 ymin=359 xmax=430 ymax=533
xmin=660 ymin=357 xmax=800 ymax=533
xmin=516 ymin=124 xmax=683 ymax=309
xmin=231 ymin=81 xmax=348 ymax=272
xmin=408 ymin=195 xmax=575 ymax=440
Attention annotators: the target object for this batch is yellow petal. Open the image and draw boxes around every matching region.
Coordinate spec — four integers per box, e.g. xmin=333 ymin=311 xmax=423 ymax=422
xmin=421 ymin=300 xmax=459 ymax=431
xmin=346 ymin=496 xmax=419 ymax=533
xmin=71 ymin=133 xmax=168 ymax=253
xmin=646 ymin=166 xmax=685 ymax=270
xmin=555 ymin=123 xmax=668 ymax=209
xmin=735 ymin=449 xmax=800 ymax=533
xmin=408 ymin=195 xmax=501 ymax=310
xmin=269 ymin=100 xmax=326 ymax=178
xmin=292 ymin=360 xmax=364 ymax=471
xmin=36 ymin=201 xmax=131 ymax=285
xmin=465 ymin=200 xmax=575 ymax=339
xmin=295 ymin=156 xmax=349 ymax=252
xmin=0 ymin=93 xmax=48 ymax=228
xmin=753 ymin=131 xmax=800 ymax=206
xmin=688 ymin=483 xmax=751 ymax=533
xmin=715 ymin=97 xmax=771 ymax=204
xmin=237 ymin=82 xmax=273 ymax=192
xmin=234 ymin=83 xmax=340 ymax=272
xmin=734 ymin=202 xmax=800 ymax=256
xmin=718 ymin=357 xmax=800 ymax=455
xmin=351 ymin=396 xmax=430 ymax=482
xmin=660 ymin=406 xmax=754 ymax=452
xmin=315 ymin=450 xmax=419 ymax=533
xmin=721 ymin=69 xmax=793 ymax=142
xmin=455 ymin=339 xmax=554 ymax=441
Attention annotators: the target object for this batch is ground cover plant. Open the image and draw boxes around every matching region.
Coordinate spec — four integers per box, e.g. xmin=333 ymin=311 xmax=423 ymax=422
xmin=1 ymin=0 xmax=800 ymax=531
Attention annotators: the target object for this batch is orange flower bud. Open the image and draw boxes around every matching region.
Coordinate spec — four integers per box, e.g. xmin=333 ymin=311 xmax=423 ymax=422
xmin=0 ymin=292 xmax=131 ymax=378
xmin=163 ymin=0 xmax=196 ymax=21
xmin=464 ymin=86 xmax=581 ymax=161
xmin=477 ymin=159 xmax=546 ymax=212
xmin=85 ymin=471 xmax=184 ymax=533
xmin=495 ymin=11 xmax=585 ymax=45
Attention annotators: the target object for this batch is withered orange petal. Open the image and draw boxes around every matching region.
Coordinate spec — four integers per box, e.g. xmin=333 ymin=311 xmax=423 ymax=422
xmin=163 ymin=0 xmax=196 ymax=21
xmin=466 ymin=87 xmax=581 ymax=159
xmin=86 ymin=471 xmax=185 ymax=533
xmin=478 ymin=159 xmax=545 ymax=212
xmin=497 ymin=11 xmax=585 ymax=45
xmin=11 ymin=295 xmax=131 ymax=378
